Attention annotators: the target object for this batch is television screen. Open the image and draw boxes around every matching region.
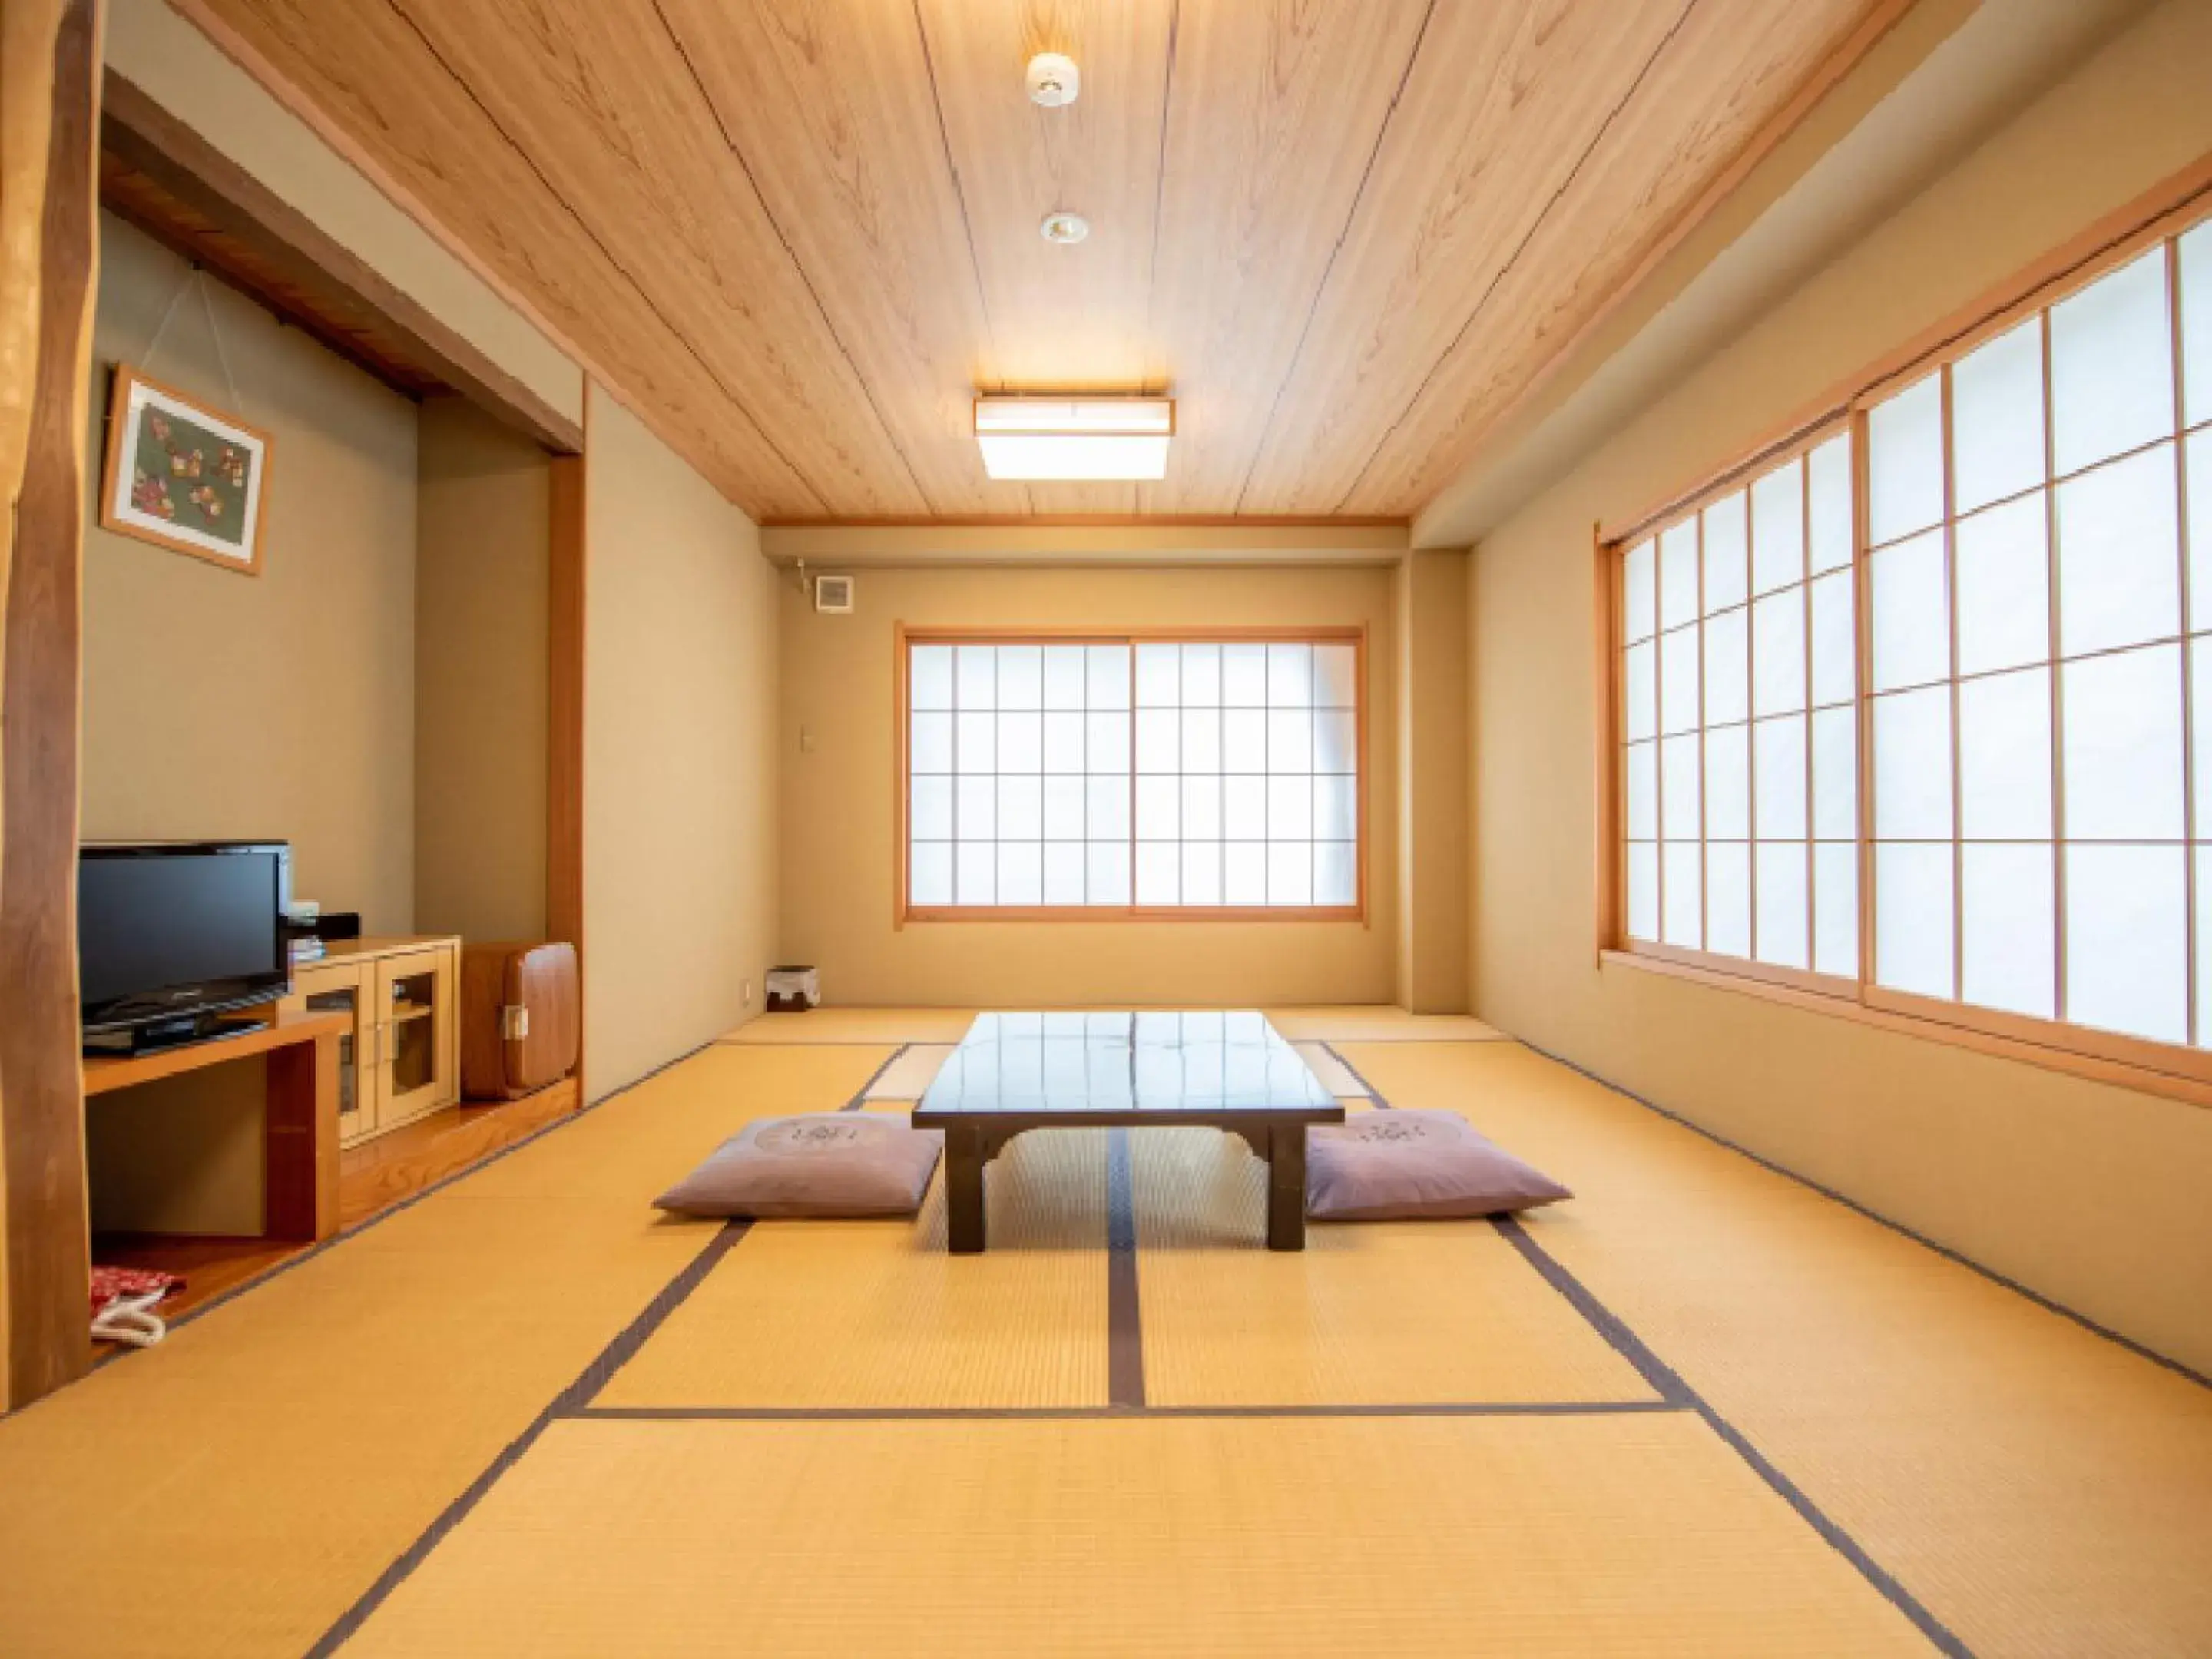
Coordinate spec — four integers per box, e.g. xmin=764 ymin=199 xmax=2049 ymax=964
xmin=79 ymin=843 xmax=290 ymax=1026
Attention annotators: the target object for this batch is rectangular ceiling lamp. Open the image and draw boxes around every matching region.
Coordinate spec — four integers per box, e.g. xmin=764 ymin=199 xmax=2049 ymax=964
xmin=974 ymin=397 xmax=1174 ymax=481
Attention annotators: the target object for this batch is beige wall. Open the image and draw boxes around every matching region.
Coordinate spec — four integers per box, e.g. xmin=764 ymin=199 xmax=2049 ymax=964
xmin=415 ymin=398 xmax=549 ymax=942
xmin=1468 ymin=0 xmax=2212 ymax=1376
xmin=582 ymin=385 xmax=778 ymax=1094
xmin=779 ymin=563 xmax=1399 ymax=1008
xmin=83 ymin=212 xmax=419 ymax=931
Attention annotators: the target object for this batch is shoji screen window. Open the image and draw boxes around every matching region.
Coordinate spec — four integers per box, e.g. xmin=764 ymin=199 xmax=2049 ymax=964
xmin=1131 ymin=640 xmax=1360 ymax=909
xmin=906 ymin=641 xmax=1132 ymax=908
xmin=1620 ymin=431 xmax=1858 ymax=979
xmin=904 ymin=633 xmax=1363 ymax=918
xmin=1864 ymin=225 xmax=2212 ymax=1048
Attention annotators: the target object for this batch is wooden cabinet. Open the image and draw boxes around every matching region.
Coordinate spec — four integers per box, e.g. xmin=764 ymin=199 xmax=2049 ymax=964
xmin=284 ymin=938 xmax=460 ymax=1147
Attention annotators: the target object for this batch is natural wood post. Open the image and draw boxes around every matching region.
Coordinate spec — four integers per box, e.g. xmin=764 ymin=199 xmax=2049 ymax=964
xmin=0 ymin=0 xmax=101 ymax=1411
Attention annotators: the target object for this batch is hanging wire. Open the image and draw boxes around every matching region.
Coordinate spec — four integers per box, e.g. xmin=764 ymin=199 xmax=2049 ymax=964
xmin=194 ymin=271 xmax=243 ymax=414
xmin=139 ymin=264 xmax=244 ymax=414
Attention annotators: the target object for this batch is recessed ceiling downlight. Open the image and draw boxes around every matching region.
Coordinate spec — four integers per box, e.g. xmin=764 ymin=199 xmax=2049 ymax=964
xmin=1040 ymin=210 xmax=1089 ymax=246
xmin=1026 ymin=52 xmax=1080 ymax=107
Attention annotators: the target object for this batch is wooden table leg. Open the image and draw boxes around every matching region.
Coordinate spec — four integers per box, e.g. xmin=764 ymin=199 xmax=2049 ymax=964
xmin=945 ymin=1124 xmax=986 ymax=1254
xmin=1266 ymin=1123 xmax=1307 ymax=1251
xmin=264 ymin=1031 xmax=340 ymax=1242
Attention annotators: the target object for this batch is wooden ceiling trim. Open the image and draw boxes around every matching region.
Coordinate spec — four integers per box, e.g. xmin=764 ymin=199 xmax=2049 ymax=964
xmin=759 ymin=514 xmax=1413 ymax=529
xmin=651 ymin=0 xmax=1026 ymax=517
xmin=1233 ymin=0 xmax=1698 ymax=515
xmin=1343 ymin=0 xmax=1914 ymax=514
xmin=1134 ymin=0 xmax=1435 ymax=516
xmin=100 ymin=164 xmax=445 ymax=402
xmin=177 ymin=0 xmax=823 ymax=516
xmin=100 ymin=71 xmax=591 ymax=449
xmin=382 ymin=0 xmax=921 ymax=515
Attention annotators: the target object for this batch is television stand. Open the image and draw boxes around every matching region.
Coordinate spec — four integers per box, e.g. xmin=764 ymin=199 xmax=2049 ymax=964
xmin=83 ymin=1008 xmax=349 ymax=1241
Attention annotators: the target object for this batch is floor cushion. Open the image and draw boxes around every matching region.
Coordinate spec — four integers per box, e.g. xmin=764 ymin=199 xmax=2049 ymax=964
xmin=655 ymin=1114 xmax=942 ymax=1218
xmin=1306 ymin=1108 xmax=1571 ymax=1220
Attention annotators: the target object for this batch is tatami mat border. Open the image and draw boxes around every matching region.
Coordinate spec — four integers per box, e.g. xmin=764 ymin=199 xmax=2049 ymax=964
xmin=1503 ymin=1038 xmax=2212 ymax=1394
xmin=1106 ymin=1128 xmax=1144 ymax=1408
xmin=1322 ymin=1041 xmax=1970 ymax=1658
xmin=305 ymin=1220 xmax=755 ymax=1656
xmin=841 ymin=1045 xmax=912 ymax=1110
xmin=575 ymin=1401 xmax=1684 ymax=1421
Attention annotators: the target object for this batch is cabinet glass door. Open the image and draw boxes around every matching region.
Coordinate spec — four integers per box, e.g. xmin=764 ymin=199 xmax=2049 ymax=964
xmin=376 ymin=952 xmax=454 ymax=1125
xmin=305 ymin=976 xmax=374 ymax=1144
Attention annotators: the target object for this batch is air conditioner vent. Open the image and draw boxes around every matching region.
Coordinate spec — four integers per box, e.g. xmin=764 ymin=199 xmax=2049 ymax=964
xmin=813 ymin=574 xmax=855 ymax=614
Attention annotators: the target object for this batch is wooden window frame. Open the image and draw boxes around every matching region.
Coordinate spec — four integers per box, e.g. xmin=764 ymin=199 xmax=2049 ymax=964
xmin=895 ymin=624 xmax=1369 ymax=926
xmin=1594 ymin=156 xmax=2212 ymax=1111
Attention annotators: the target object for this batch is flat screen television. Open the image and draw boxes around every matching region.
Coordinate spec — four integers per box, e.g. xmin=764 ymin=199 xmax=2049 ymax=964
xmin=79 ymin=842 xmax=292 ymax=1053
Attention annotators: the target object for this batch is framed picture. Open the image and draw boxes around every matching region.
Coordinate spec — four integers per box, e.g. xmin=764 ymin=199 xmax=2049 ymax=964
xmin=98 ymin=365 xmax=273 ymax=575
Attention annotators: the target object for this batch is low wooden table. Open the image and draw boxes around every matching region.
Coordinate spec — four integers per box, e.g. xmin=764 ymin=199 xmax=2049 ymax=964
xmin=911 ymin=1012 xmax=1345 ymax=1253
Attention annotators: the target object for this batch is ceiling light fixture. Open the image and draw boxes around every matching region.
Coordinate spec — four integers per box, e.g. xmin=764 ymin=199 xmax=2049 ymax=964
xmin=1026 ymin=52 xmax=1080 ymax=107
xmin=975 ymin=396 xmax=1174 ymax=482
xmin=1039 ymin=210 xmax=1089 ymax=245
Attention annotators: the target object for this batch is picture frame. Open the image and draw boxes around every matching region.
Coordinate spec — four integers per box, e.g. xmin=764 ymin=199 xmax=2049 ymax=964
xmin=98 ymin=365 xmax=273 ymax=575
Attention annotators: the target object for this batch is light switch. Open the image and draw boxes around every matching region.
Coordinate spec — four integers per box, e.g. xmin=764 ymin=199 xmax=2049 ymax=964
xmin=799 ymin=727 xmax=817 ymax=753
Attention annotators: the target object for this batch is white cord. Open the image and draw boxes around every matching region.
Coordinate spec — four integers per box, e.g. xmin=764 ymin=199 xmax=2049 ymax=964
xmin=141 ymin=266 xmax=196 ymax=366
xmin=196 ymin=271 xmax=243 ymax=415
xmin=90 ymin=1290 xmax=169 ymax=1348
xmin=140 ymin=266 xmax=245 ymax=415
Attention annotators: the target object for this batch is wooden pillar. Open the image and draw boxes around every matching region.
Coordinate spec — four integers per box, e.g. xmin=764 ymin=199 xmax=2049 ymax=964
xmin=0 ymin=0 xmax=101 ymax=1410
xmin=1394 ymin=549 xmax=1471 ymax=1014
xmin=547 ymin=449 xmax=585 ymax=1096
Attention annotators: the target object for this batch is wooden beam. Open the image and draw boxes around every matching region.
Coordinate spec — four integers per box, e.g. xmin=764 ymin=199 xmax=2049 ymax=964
xmin=0 ymin=0 xmax=100 ymax=1411
xmin=99 ymin=68 xmax=583 ymax=455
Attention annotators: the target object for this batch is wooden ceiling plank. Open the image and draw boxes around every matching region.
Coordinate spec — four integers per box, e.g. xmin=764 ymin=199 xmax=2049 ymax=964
xmin=175 ymin=0 xmax=1914 ymax=525
xmin=383 ymin=0 xmax=926 ymax=517
xmin=1133 ymin=0 xmax=1434 ymax=515
xmin=180 ymin=0 xmax=823 ymax=517
xmin=1346 ymin=0 xmax=1909 ymax=515
xmin=912 ymin=0 xmax=1174 ymax=517
xmin=652 ymin=0 xmax=1028 ymax=517
xmin=1235 ymin=0 xmax=1704 ymax=515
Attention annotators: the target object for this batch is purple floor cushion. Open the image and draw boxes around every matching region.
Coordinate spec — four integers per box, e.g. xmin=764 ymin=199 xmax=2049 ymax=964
xmin=655 ymin=1114 xmax=942 ymax=1218
xmin=1306 ymin=1108 xmax=1571 ymax=1220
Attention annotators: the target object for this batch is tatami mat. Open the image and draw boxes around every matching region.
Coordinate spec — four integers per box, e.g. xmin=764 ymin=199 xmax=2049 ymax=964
xmin=596 ymin=1129 xmax=1111 ymax=1408
xmin=1264 ymin=1006 xmax=1507 ymax=1041
xmin=1131 ymin=1128 xmax=1654 ymax=1406
xmin=339 ymin=1413 xmax=1933 ymax=1657
xmin=1343 ymin=1040 xmax=2212 ymax=1658
xmin=866 ymin=1041 xmax=955 ymax=1099
xmin=0 ymin=1042 xmax=889 ymax=1659
xmin=720 ymin=1008 xmax=979 ymax=1044
xmin=9 ymin=1016 xmax=2206 ymax=1655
